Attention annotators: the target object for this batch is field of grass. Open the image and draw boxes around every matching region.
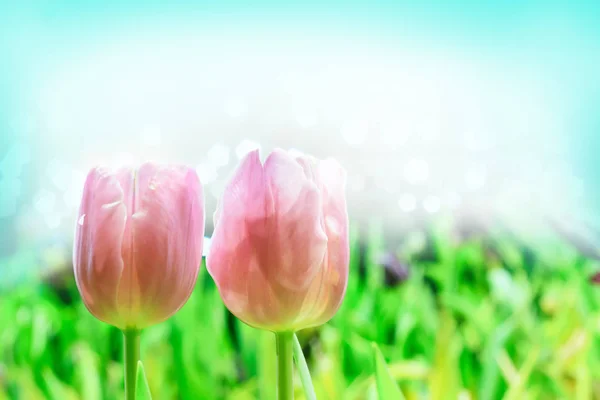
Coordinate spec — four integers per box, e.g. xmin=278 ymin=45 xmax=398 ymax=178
xmin=1 ymin=217 xmax=600 ymax=399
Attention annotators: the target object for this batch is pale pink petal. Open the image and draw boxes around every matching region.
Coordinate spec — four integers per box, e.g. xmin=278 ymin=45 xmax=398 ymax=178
xmin=311 ymin=158 xmax=349 ymax=325
xmin=263 ymin=149 xmax=327 ymax=291
xmin=120 ymin=163 xmax=203 ymax=328
xmin=207 ymin=151 xmax=272 ymax=324
xmin=208 ymin=150 xmax=349 ymax=332
xmin=73 ymin=167 xmax=127 ymax=328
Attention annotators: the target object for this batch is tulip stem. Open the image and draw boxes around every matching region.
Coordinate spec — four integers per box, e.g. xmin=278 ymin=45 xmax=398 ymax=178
xmin=292 ymin=334 xmax=317 ymax=400
xmin=276 ymin=332 xmax=294 ymax=400
xmin=123 ymin=329 xmax=141 ymax=400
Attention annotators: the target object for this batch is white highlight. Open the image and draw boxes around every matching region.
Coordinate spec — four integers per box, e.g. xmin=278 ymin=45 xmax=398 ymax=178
xmin=196 ymin=163 xmax=218 ymax=185
xmin=398 ymin=193 xmax=417 ymax=212
xmin=207 ymin=143 xmax=230 ymax=168
xmin=235 ymin=140 xmax=261 ymax=160
xmin=404 ymin=159 xmax=429 ymax=184
xmin=140 ymin=125 xmax=162 ymax=147
xmin=465 ymin=168 xmax=487 ymax=191
xmin=34 ymin=190 xmax=56 ymax=214
xmin=423 ymin=196 xmax=441 ymax=213
xmin=202 ymin=236 xmax=211 ymax=257
xmin=225 ymin=97 xmax=248 ymax=118
xmin=30 ymin=26 xmax=570 ymax=231
xmin=341 ymin=119 xmax=369 ymax=147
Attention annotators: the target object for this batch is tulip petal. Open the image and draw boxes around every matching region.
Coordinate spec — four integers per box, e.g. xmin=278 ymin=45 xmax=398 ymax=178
xmin=311 ymin=158 xmax=349 ymax=325
xmin=120 ymin=163 xmax=203 ymax=328
xmin=73 ymin=167 xmax=127 ymax=328
xmin=277 ymin=156 xmax=349 ymax=329
xmin=208 ymin=151 xmax=273 ymax=324
xmin=262 ymin=150 xmax=328 ymax=292
xmin=208 ymin=150 xmax=349 ymax=332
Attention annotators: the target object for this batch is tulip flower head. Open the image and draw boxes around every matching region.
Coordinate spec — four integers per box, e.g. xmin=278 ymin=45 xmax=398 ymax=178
xmin=73 ymin=163 xmax=204 ymax=330
xmin=207 ymin=149 xmax=349 ymax=332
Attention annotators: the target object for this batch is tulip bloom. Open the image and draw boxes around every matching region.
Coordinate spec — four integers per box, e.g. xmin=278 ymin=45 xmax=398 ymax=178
xmin=73 ymin=163 xmax=205 ymax=331
xmin=207 ymin=149 xmax=349 ymax=333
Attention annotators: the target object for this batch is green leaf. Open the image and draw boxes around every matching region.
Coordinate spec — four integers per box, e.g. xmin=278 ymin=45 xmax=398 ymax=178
xmin=503 ymin=346 xmax=540 ymax=400
xmin=74 ymin=344 xmax=102 ymax=400
xmin=136 ymin=361 xmax=152 ymax=400
xmin=429 ymin=312 xmax=462 ymax=400
xmin=292 ymin=334 xmax=317 ymax=400
xmin=372 ymin=343 xmax=405 ymax=400
xmin=43 ymin=368 xmax=79 ymax=400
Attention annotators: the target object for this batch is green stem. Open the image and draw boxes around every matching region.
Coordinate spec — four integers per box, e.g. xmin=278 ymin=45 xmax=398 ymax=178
xmin=276 ymin=332 xmax=294 ymax=400
xmin=123 ymin=329 xmax=141 ymax=400
xmin=293 ymin=334 xmax=317 ymax=400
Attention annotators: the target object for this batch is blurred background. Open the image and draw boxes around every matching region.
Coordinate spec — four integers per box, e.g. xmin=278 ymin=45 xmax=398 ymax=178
xmin=1 ymin=1 xmax=600 ymax=399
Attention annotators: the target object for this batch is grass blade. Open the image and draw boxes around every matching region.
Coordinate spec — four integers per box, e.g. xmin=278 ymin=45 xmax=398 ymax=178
xmin=372 ymin=343 xmax=405 ymax=400
xmin=136 ymin=361 xmax=152 ymax=400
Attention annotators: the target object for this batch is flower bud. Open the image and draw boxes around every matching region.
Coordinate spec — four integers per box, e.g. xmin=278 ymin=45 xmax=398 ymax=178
xmin=73 ymin=163 xmax=204 ymax=330
xmin=207 ymin=149 xmax=349 ymax=332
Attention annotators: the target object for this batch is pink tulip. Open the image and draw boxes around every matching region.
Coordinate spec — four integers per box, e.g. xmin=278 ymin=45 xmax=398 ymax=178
xmin=73 ymin=163 xmax=204 ymax=330
xmin=207 ymin=149 xmax=349 ymax=332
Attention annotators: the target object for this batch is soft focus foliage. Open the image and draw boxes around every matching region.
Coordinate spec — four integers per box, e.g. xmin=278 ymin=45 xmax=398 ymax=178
xmin=2 ymin=218 xmax=600 ymax=399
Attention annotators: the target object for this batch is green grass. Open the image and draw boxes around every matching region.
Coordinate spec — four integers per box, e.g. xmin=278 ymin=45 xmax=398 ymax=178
xmin=1 ymin=217 xmax=600 ymax=399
